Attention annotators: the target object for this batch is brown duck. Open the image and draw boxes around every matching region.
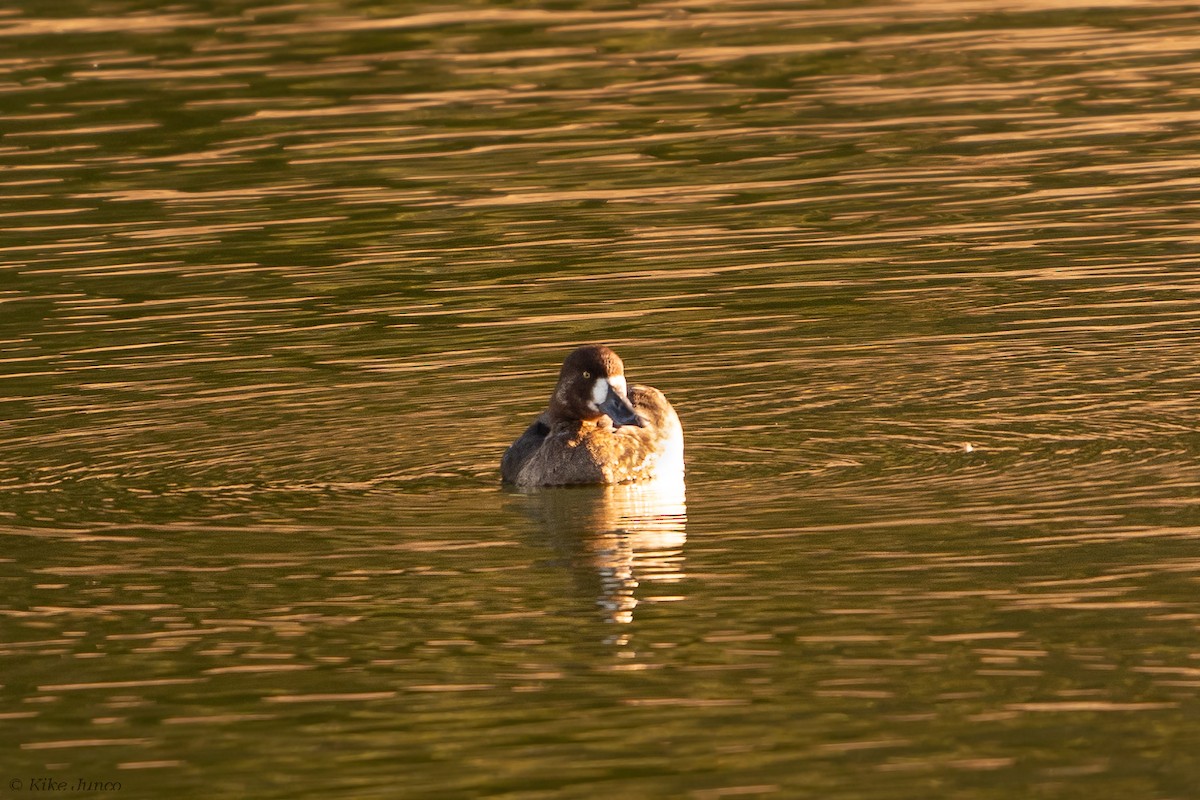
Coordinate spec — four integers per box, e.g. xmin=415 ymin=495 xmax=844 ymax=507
xmin=501 ymin=345 xmax=684 ymax=487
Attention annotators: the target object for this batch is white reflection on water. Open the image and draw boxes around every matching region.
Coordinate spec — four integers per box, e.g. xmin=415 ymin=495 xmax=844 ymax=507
xmin=514 ymin=478 xmax=686 ymax=625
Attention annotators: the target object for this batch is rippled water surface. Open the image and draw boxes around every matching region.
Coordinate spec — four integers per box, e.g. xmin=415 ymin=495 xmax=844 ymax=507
xmin=3 ymin=1 xmax=1200 ymax=797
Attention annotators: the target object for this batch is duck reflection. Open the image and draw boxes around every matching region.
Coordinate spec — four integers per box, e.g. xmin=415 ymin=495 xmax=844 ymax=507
xmin=515 ymin=477 xmax=686 ymax=625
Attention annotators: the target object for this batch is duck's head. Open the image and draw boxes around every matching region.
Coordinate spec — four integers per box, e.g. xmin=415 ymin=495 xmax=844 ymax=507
xmin=549 ymin=344 xmax=643 ymax=428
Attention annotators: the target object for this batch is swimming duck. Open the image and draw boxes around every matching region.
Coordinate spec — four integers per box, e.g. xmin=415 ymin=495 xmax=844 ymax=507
xmin=501 ymin=345 xmax=684 ymax=487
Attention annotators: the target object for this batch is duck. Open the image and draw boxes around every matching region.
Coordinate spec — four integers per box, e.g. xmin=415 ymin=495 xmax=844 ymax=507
xmin=501 ymin=345 xmax=684 ymax=487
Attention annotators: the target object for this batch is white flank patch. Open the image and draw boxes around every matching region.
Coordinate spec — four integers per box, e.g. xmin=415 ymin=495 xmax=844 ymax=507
xmin=588 ymin=377 xmax=609 ymax=410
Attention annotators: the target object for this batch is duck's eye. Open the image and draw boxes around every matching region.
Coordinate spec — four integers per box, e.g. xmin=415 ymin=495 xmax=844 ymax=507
xmin=582 ymin=371 xmax=591 ymax=379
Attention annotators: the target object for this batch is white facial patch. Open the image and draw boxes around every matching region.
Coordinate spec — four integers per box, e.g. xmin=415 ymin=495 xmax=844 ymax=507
xmin=608 ymin=375 xmax=627 ymax=397
xmin=588 ymin=377 xmax=609 ymax=411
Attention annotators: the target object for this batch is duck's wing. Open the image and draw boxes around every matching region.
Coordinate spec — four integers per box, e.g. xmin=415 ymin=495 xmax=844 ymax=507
xmin=628 ymin=384 xmax=677 ymax=428
xmin=620 ymin=384 xmax=685 ymax=481
xmin=500 ymin=416 xmax=551 ymax=483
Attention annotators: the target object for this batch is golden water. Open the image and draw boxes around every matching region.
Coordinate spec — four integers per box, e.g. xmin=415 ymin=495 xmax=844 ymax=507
xmin=2 ymin=2 xmax=1199 ymax=797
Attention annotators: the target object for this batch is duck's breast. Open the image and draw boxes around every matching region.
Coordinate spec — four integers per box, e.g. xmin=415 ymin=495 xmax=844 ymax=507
xmin=503 ymin=385 xmax=683 ymax=487
xmin=511 ymin=421 xmax=608 ymax=486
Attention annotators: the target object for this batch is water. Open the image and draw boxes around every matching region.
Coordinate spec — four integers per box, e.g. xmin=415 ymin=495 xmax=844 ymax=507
xmin=3 ymin=1 xmax=1200 ymax=797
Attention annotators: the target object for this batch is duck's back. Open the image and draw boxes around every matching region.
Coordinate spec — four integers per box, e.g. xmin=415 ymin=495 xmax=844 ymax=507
xmin=502 ymin=384 xmax=683 ymax=487
xmin=500 ymin=417 xmax=552 ymax=484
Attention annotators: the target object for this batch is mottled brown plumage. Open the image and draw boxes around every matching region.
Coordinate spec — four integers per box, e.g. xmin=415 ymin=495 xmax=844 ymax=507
xmin=501 ymin=345 xmax=684 ymax=487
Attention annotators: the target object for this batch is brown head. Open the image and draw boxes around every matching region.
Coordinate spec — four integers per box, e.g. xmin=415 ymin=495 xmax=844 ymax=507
xmin=547 ymin=345 xmax=643 ymax=427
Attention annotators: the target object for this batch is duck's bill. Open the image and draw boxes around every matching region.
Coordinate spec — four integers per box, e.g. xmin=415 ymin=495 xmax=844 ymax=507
xmin=599 ymin=385 xmax=644 ymax=428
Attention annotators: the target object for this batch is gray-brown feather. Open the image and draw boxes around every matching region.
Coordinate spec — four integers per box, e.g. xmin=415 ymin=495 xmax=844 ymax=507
xmin=500 ymin=416 xmax=551 ymax=483
xmin=504 ymin=384 xmax=680 ymax=487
